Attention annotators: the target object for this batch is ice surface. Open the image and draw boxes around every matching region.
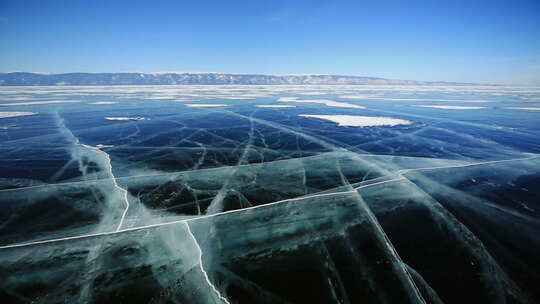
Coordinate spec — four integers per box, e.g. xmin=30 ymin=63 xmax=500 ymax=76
xmin=0 ymin=85 xmax=539 ymax=303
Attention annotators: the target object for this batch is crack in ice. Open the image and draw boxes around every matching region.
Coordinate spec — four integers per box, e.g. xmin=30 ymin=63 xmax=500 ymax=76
xmin=185 ymin=222 xmax=231 ymax=304
xmin=0 ymin=155 xmax=537 ymax=250
xmin=80 ymin=144 xmax=130 ymax=231
xmin=53 ymin=112 xmax=130 ymax=232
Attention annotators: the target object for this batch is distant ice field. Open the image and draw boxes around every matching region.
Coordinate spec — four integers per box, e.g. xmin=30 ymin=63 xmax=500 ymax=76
xmin=1 ymin=85 xmax=539 ymax=187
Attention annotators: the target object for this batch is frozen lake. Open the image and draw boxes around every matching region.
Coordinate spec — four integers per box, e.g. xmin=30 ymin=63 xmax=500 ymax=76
xmin=1 ymin=85 xmax=539 ymax=303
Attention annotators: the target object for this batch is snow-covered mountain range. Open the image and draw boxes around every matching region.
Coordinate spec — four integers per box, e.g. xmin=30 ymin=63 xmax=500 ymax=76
xmin=0 ymin=72 xmax=482 ymax=86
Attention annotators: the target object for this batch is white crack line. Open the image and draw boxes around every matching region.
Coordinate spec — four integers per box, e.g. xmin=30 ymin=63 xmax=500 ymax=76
xmin=397 ymin=155 xmax=538 ymax=175
xmin=185 ymin=222 xmax=231 ymax=304
xmin=81 ymin=144 xmax=130 ymax=231
xmin=0 ymin=177 xmax=402 ymax=250
xmin=0 ymin=155 xmax=537 ymax=250
xmin=0 ymin=152 xmax=332 ymax=193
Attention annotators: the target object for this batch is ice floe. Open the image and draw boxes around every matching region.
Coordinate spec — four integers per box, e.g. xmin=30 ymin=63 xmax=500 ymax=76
xmin=299 ymin=114 xmax=413 ymax=127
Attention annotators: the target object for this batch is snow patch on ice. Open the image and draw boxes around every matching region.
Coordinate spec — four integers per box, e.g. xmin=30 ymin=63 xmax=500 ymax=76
xmin=299 ymin=114 xmax=413 ymax=127
xmin=90 ymin=102 xmax=118 ymax=105
xmin=172 ymin=98 xmax=198 ymax=102
xmin=375 ymin=98 xmax=493 ymax=103
xmin=414 ymin=105 xmax=486 ymax=110
xmin=0 ymin=112 xmax=38 ymax=119
xmin=276 ymin=97 xmax=299 ymax=102
xmin=256 ymin=105 xmax=296 ymax=108
xmin=104 ymin=117 xmax=150 ymax=121
xmin=298 ymin=92 xmax=327 ymax=96
xmin=504 ymin=107 xmax=540 ymax=111
xmin=277 ymin=97 xmax=365 ymax=109
xmin=339 ymin=95 xmax=378 ymax=99
xmin=0 ymin=100 xmax=81 ymax=106
xmin=184 ymin=104 xmax=229 ymax=107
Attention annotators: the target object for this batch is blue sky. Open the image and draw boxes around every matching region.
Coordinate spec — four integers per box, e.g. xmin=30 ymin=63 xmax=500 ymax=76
xmin=0 ymin=0 xmax=539 ymax=84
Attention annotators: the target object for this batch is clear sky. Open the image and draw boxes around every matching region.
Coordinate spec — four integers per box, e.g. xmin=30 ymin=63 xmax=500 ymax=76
xmin=1 ymin=0 xmax=539 ymax=85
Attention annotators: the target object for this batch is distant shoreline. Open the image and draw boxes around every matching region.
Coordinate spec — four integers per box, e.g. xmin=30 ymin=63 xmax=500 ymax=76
xmin=0 ymin=72 xmax=496 ymax=86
